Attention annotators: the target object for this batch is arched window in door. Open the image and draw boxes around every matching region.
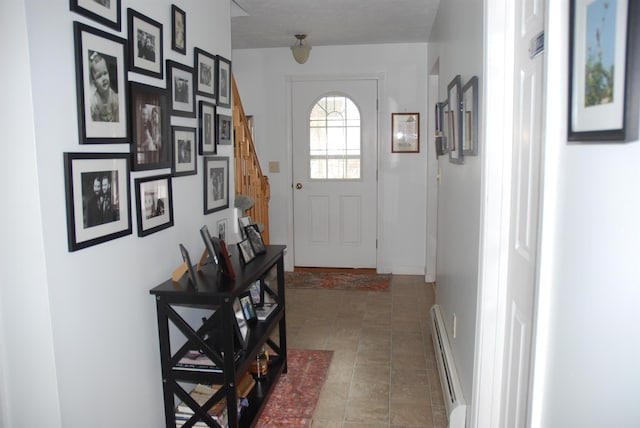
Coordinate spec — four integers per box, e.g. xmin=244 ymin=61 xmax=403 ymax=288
xmin=309 ymin=94 xmax=361 ymax=179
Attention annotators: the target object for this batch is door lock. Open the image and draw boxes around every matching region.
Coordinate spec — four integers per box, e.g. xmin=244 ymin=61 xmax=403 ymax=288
xmin=295 ymin=183 xmax=303 ymax=190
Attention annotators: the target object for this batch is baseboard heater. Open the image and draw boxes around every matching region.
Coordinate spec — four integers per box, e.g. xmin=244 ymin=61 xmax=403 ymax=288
xmin=430 ymin=304 xmax=467 ymax=428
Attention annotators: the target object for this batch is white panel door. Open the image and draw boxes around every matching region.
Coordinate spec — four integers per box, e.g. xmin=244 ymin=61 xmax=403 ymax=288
xmin=292 ymin=79 xmax=378 ymax=268
xmin=502 ymin=0 xmax=545 ymax=425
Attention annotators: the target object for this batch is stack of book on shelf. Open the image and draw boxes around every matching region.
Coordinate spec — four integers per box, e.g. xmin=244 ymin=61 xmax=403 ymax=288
xmin=175 ymin=374 xmax=256 ymax=428
xmin=175 ymin=350 xmax=222 ymax=373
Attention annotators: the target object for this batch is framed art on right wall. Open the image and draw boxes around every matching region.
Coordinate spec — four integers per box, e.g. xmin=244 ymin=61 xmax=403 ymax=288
xmin=568 ymin=0 xmax=638 ymax=141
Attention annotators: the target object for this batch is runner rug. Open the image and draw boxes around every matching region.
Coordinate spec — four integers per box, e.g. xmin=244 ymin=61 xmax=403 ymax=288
xmin=255 ymin=349 xmax=333 ymax=427
xmin=285 ymin=271 xmax=391 ymax=291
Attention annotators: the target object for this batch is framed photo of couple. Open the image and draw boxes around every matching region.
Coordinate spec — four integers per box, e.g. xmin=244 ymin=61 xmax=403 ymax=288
xmin=73 ymin=22 xmax=129 ymax=144
xmin=130 ymin=82 xmax=171 ymax=171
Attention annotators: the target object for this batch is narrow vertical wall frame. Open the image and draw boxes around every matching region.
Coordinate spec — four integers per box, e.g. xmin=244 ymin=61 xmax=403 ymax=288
xmin=447 ymin=75 xmax=463 ymax=164
xmin=462 ymin=76 xmax=479 ymax=156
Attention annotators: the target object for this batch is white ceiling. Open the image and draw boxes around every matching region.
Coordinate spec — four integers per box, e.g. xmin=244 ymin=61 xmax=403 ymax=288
xmin=230 ymin=0 xmax=441 ymax=50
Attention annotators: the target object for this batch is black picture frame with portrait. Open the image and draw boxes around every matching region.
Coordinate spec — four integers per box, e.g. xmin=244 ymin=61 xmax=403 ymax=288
xmin=130 ymin=81 xmax=171 ymax=171
xmin=171 ymin=4 xmax=186 ymax=55
xmin=216 ymin=55 xmax=232 ymax=108
xmin=216 ymin=218 xmax=227 ymax=241
xmin=134 ymin=174 xmax=174 ymax=237
xmin=244 ymin=224 xmax=266 ymax=255
xmin=127 ymin=8 xmax=163 ymax=79
xmin=63 ymin=152 xmax=132 ymax=251
xmin=239 ymin=291 xmax=257 ymax=323
xmin=194 ymin=47 xmax=217 ymax=99
xmin=203 ymin=156 xmax=229 ymax=214
xmin=232 ymin=297 xmax=249 ymax=349
xmin=199 ymin=100 xmax=217 ymax=155
xmin=73 ymin=22 xmax=129 ymax=144
xmin=167 ymin=60 xmax=195 ymax=118
xmin=237 ymin=239 xmax=255 ymax=265
xmin=217 ymin=114 xmax=232 ymax=145
xmin=238 ymin=215 xmax=252 ymax=239
xmin=171 ymin=126 xmax=197 ymax=177
xmin=70 ymin=0 xmax=121 ymax=31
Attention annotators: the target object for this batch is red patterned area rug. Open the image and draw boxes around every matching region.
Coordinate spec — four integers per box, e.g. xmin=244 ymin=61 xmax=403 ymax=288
xmin=285 ymin=271 xmax=391 ymax=291
xmin=255 ymin=349 xmax=333 ymax=427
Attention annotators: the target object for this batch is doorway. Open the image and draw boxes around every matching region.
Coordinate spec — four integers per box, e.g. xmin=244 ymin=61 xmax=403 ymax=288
xmin=291 ymin=78 xmax=378 ymax=268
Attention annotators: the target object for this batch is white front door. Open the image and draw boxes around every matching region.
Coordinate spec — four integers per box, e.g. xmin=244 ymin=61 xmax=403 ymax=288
xmin=291 ymin=78 xmax=378 ymax=268
xmin=502 ymin=0 xmax=545 ymax=425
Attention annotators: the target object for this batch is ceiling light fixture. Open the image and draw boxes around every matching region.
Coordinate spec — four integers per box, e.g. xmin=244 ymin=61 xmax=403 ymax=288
xmin=291 ymin=34 xmax=311 ymax=64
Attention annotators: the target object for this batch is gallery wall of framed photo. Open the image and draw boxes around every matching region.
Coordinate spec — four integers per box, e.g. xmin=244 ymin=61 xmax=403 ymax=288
xmin=65 ymin=0 xmax=235 ymax=251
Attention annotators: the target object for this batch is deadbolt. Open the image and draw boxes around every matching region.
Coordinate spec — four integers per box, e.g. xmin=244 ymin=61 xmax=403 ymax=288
xmin=296 ymin=183 xmax=303 ymax=189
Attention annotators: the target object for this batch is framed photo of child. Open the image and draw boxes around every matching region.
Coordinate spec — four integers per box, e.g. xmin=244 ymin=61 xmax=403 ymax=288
xmin=130 ymin=82 xmax=171 ymax=171
xmin=73 ymin=22 xmax=129 ymax=144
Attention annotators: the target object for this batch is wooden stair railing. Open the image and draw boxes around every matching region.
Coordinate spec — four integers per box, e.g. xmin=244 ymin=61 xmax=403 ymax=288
xmin=232 ymin=75 xmax=270 ymax=244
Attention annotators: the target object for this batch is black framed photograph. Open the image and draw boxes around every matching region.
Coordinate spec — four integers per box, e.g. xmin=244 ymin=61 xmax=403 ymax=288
xmin=462 ymin=76 xmax=479 ymax=155
xmin=239 ymin=292 xmax=257 ymax=323
xmin=167 ymin=60 xmax=195 ymax=117
xmin=244 ymin=224 xmax=266 ymax=255
xmin=199 ymin=101 xmax=217 ymax=154
xmin=216 ymin=55 xmax=232 ymax=108
xmin=63 ymin=152 xmax=131 ymax=251
xmin=238 ymin=215 xmax=252 ymax=239
xmin=194 ymin=48 xmax=217 ymax=98
xmin=569 ymin=0 xmax=636 ymax=141
xmin=232 ymin=297 xmax=249 ymax=349
xmin=447 ymin=75 xmax=463 ymax=164
xmin=391 ymin=113 xmax=420 ymax=153
xmin=135 ymin=174 xmax=173 ymax=237
xmin=179 ymin=243 xmax=199 ymax=290
xmin=434 ymin=102 xmax=446 ymax=157
xmin=441 ymin=99 xmax=452 ymax=154
xmin=237 ymin=239 xmax=255 ymax=264
xmin=203 ymin=156 xmax=229 ymax=214
xmin=216 ymin=218 xmax=227 ymax=241
xmin=70 ymin=0 xmax=121 ymax=31
xmin=128 ymin=8 xmax=163 ymax=78
xmin=73 ymin=22 xmax=129 ymax=144
xmin=249 ymin=280 xmax=264 ymax=306
xmin=172 ymin=126 xmax=197 ymax=177
xmin=130 ymin=81 xmax=171 ymax=170
xmin=199 ymin=225 xmax=220 ymax=267
xmin=217 ymin=114 xmax=232 ymax=145
xmin=171 ymin=4 xmax=186 ymax=55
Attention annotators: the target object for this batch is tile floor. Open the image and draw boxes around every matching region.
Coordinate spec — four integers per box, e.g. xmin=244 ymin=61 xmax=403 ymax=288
xmin=284 ymin=275 xmax=447 ymax=428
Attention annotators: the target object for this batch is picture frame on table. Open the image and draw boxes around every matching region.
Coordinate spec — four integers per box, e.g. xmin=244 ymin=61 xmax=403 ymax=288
xmin=568 ymin=0 xmax=638 ymax=141
xmin=237 ymin=239 xmax=255 ymax=265
xmin=216 ymin=218 xmax=227 ymax=241
xmin=127 ymin=8 xmax=163 ymax=79
xmin=216 ymin=55 xmax=232 ymax=108
xmin=70 ymin=0 xmax=121 ymax=31
xmin=134 ymin=174 xmax=173 ymax=237
xmin=194 ymin=47 xmax=217 ymax=98
xmin=199 ymin=101 xmax=216 ymax=155
xmin=239 ymin=291 xmax=257 ymax=323
xmin=171 ymin=4 xmax=186 ymax=55
xmin=73 ymin=22 xmax=129 ymax=144
xmin=167 ymin=60 xmax=195 ymax=117
xmin=179 ymin=243 xmax=199 ymax=290
xmin=171 ymin=126 xmax=197 ymax=177
xmin=244 ymin=224 xmax=266 ymax=255
xmin=217 ymin=114 xmax=232 ymax=145
xmin=203 ymin=156 xmax=229 ymax=214
xmin=238 ymin=215 xmax=252 ymax=239
xmin=232 ymin=297 xmax=249 ymax=349
xmin=462 ymin=76 xmax=479 ymax=156
xmin=391 ymin=113 xmax=420 ymax=153
xmin=447 ymin=75 xmax=463 ymax=164
xmin=130 ymin=82 xmax=170 ymax=171
xmin=199 ymin=225 xmax=219 ymax=272
xmin=248 ymin=280 xmax=264 ymax=306
xmin=63 ymin=152 xmax=131 ymax=251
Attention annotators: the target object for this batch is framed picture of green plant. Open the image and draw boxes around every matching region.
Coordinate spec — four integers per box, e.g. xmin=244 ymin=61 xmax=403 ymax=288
xmin=568 ymin=0 xmax=638 ymax=141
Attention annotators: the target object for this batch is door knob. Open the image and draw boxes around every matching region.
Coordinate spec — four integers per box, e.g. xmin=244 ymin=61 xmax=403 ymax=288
xmin=296 ymin=183 xmax=303 ymax=189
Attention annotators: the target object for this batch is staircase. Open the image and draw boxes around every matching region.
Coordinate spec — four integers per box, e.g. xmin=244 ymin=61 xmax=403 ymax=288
xmin=232 ymin=75 xmax=270 ymax=244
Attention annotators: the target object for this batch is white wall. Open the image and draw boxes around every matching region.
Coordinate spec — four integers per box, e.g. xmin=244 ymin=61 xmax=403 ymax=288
xmin=427 ymin=0 xmax=483 ymax=405
xmin=1 ymin=1 xmax=234 ymax=427
xmin=533 ymin=1 xmax=640 ymax=426
xmin=232 ymin=43 xmax=430 ymax=274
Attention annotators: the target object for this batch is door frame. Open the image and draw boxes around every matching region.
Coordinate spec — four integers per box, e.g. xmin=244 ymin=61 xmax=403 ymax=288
xmin=284 ymin=74 xmax=384 ymax=271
